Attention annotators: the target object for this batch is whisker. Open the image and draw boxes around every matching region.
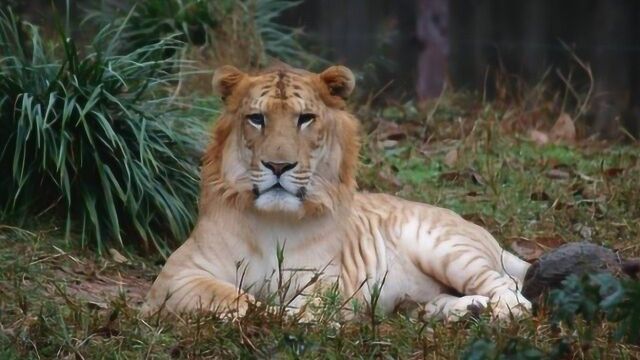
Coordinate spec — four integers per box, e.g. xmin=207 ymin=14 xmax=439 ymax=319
xmin=289 ymin=180 xmax=308 ymax=186
xmin=290 ymin=175 xmax=311 ymax=181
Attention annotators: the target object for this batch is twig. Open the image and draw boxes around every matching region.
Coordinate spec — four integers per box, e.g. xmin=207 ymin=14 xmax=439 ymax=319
xmin=558 ymin=40 xmax=594 ymax=122
xmin=422 ymin=82 xmax=447 ymax=139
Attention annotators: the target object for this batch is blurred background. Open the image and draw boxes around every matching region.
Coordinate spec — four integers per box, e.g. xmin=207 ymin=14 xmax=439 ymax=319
xmin=9 ymin=0 xmax=640 ymax=138
xmin=285 ymin=0 xmax=640 ymax=138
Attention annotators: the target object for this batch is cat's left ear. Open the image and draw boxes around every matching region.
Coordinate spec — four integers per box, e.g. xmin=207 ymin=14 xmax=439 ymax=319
xmin=319 ymin=65 xmax=355 ymax=99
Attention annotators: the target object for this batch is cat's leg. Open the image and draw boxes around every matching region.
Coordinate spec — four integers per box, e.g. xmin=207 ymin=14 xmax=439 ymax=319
xmin=405 ymin=221 xmax=532 ymax=319
xmin=142 ymin=240 xmax=253 ymax=317
xmin=143 ymin=271 xmax=254 ymax=317
xmin=420 ymin=234 xmax=532 ymax=319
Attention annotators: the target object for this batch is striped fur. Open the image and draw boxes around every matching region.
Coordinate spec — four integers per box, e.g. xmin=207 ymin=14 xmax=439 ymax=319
xmin=143 ymin=64 xmax=532 ymax=321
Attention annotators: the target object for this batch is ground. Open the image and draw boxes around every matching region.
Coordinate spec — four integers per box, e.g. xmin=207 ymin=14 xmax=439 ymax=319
xmin=1 ymin=97 xmax=639 ymax=358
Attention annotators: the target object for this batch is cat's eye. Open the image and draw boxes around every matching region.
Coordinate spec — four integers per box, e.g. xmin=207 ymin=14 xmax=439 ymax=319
xmin=246 ymin=113 xmax=265 ymax=128
xmin=298 ymin=113 xmax=316 ymax=129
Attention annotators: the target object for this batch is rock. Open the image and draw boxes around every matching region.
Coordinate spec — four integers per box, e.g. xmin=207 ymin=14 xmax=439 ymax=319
xmin=522 ymin=242 xmax=639 ymax=300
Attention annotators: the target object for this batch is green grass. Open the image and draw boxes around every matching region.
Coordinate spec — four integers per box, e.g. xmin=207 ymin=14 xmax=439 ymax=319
xmin=1 ymin=95 xmax=639 ymax=358
xmin=89 ymin=0 xmax=319 ymax=68
xmin=0 ymin=9 xmax=206 ymax=254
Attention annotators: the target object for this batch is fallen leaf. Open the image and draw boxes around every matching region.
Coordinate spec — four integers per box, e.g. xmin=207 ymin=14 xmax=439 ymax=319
xmin=374 ymin=120 xmax=408 ymax=150
xmin=580 ymin=185 xmax=599 ymax=199
xmin=462 ymin=213 xmax=486 ymax=227
xmin=510 ymin=238 xmax=547 ymax=261
xmin=529 ymin=130 xmax=549 ymax=145
xmin=92 ymin=326 xmax=120 ymax=338
xmin=546 ymin=169 xmax=571 ymax=179
xmin=572 ymin=223 xmax=593 ymax=241
xmin=551 ymin=200 xmax=574 ymax=210
xmin=470 ymin=171 xmax=486 ymax=186
xmin=87 ymin=301 xmax=108 ymax=310
xmin=530 ymin=191 xmax=550 ymax=201
xmin=603 ymin=167 xmax=624 ymax=178
xmin=444 ymin=148 xmax=458 ymax=167
xmin=462 ymin=213 xmax=497 ymax=229
xmin=439 ymin=170 xmax=486 ymax=186
xmin=378 ymin=167 xmax=402 ymax=187
xmin=549 ymin=113 xmax=576 ymax=143
xmin=109 ymin=248 xmax=128 ymax=264
xmin=531 ymin=235 xmax=565 ymax=248
xmin=576 ymin=172 xmax=598 ymax=182
xmin=439 ymin=171 xmax=463 ymax=183
xmin=377 ymin=139 xmax=398 ymax=149
xmin=70 ymin=263 xmax=96 ymax=276
xmin=376 ymin=120 xmax=407 ymax=141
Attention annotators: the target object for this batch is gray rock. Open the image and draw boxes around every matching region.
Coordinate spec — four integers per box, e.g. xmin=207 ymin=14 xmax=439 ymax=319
xmin=522 ymin=242 xmax=639 ymax=300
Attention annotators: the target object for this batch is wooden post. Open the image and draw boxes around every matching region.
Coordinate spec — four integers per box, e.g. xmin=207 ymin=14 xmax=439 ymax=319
xmin=416 ymin=0 xmax=450 ymax=100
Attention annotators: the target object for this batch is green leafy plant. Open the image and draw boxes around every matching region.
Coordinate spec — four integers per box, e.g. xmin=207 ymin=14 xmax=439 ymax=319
xmin=253 ymin=0 xmax=311 ymax=65
xmin=0 ymin=9 xmax=205 ymax=253
xmin=549 ymin=273 xmax=640 ymax=344
xmin=461 ymin=338 xmax=546 ymax=360
xmin=89 ymin=0 xmax=317 ymax=68
xmin=88 ymin=0 xmax=218 ymax=49
xmin=460 ymin=318 xmax=573 ymax=360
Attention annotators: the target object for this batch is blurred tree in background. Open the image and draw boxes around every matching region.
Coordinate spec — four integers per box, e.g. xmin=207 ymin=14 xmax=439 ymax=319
xmin=283 ymin=0 xmax=640 ymax=138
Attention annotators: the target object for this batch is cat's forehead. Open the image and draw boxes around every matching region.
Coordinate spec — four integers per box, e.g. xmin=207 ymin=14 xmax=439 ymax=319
xmin=243 ymin=70 xmax=324 ymax=113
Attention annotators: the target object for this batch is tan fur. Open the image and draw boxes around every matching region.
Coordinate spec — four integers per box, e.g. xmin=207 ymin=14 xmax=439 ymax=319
xmin=143 ymin=64 xmax=532 ymax=321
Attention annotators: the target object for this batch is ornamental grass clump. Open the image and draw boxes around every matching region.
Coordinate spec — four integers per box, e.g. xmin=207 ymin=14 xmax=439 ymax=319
xmin=0 ymin=9 xmax=206 ymax=254
xmin=89 ymin=0 xmax=317 ymax=68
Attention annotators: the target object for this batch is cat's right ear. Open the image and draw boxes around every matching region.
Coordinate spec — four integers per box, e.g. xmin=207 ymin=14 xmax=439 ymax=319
xmin=212 ymin=65 xmax=246 ymax=101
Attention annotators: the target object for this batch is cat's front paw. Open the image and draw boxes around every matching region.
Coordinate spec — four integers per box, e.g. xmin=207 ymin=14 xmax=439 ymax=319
xmin=490 ymin=291 xmax=532 ymax=320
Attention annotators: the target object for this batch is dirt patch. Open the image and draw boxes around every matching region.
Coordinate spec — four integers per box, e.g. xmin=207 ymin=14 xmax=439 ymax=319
xmin=49 ymin=262 xmax=152 ymax=309
xmin=64 ymin=271 xmax=150 ymax=309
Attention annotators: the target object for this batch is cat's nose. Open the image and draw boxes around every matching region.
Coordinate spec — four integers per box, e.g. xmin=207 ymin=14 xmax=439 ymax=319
xmin=261 ymin=161 xmax=297 ymax=177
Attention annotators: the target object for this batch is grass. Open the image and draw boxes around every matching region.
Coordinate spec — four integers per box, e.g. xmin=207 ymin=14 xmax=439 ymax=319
xmin=0 ymin=9 xmax=206 ymax=254
xmin=1 ymin=93 xmax=639 ymax=358
xmin=89 ymin=0 xmax=319 ymax=69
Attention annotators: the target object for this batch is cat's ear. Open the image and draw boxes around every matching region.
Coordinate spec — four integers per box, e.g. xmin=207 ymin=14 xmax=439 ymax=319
xmin=319 ymin=65 xmax=355 ymax=99
xmin=212 ymin=65 xmax=246 ymax=100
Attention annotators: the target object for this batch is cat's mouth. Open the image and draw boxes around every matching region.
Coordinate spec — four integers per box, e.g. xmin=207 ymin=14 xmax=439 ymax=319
xmin=253 ymin=182 xmax=306 ymax=200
